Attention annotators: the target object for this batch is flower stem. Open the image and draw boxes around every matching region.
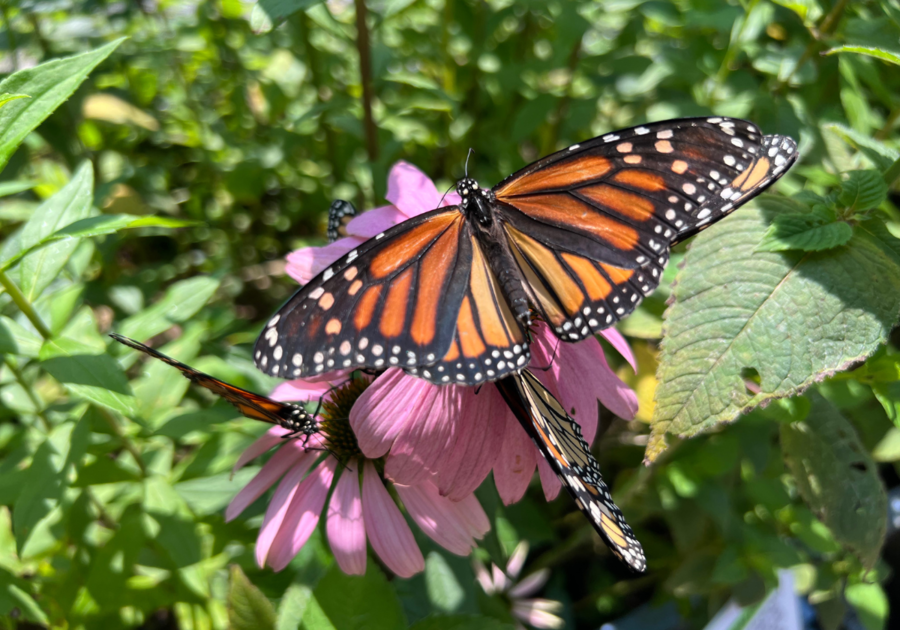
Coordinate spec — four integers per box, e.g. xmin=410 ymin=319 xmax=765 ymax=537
xmin=353 ymin=0 xmax=378 ymax=161
xmin=4 ymin=357 xmax=51 ymax=432
xmin=99 ymin=407 xmax=147 ymax=477
xmin=0 ymin=269 xmax=52 ymax=339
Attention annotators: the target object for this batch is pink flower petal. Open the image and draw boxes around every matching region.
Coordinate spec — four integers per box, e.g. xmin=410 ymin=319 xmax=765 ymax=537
xmin=506 ymin=541 xmax=529 ymax=579
xmin=600 ymin=328 xmax=637 ymax=373
xmin=226 ymin=440 xmax=311 ymax=522
xmin=384 ymin=383 xmax=460 ymax=485
xmin=557 ymin=337 xmax=638 ymax=427
xmin=511 ymin=600 xmax=564 ymax=630
xmin=395 ymin=480 xmax=488 ymax=556
xmin=350 ymin=369 xmax=425 ymax=458
xmin=285 ymin=238 xmax=365 ymax=285
xmin=267 ymin=458 xmax=337 ymax=571
xmin=509 ymin=568 xmax=551 ymax=599
xmin=385 ymin=161 xmax=444 ymax=217
xmin=437 ymin=385 xmax=510 ymax=501
xmin=493 ymin=413 xmax=537 ymax=506
xmin=536 ymin=457 xmax=562 ymax=502
xmin=232 ymin=426 xmax=290 ymax=473
xmin=326 ymin=460 xmax=366 ymax=576
xmin=271 ymin=377 xmax=339 ymax=403
xmin=253 ymin=453 xmax=319 ymax=567
xmin=473 ymin=557 xmax=495 ymax=594
xmin=345 ymin=205 xmax=407 ymax=238
xmin=361 ymin=461 xmax=424 ymax=578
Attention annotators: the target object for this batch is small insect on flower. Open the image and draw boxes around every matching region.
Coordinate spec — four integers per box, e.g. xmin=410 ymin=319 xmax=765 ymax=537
xmin=109 ymin=334 xmax=318 ymax=442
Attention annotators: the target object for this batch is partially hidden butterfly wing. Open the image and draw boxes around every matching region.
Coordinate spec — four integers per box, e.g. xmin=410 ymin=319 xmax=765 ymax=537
xmin=110 ymin=333 xmax=316 ymax=436
xmin=496 ymin=369 xmax=646 ymax=571
xmin=255 ymin=207 xmax=529 ymax=385
xmin=493 ymin=117 xmax=798 ymax=341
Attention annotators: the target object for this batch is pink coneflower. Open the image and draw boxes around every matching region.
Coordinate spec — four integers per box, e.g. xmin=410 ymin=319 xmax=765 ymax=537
xmin=225 ymin=377 xmax=490 ymax=577
xmin=474 ymin=541 xmax=564 ymax=630
xmin=280 ymin=161 xmax=639 ymax=507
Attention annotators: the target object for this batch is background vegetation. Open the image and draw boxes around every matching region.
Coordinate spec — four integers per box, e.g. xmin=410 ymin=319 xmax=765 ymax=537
xmin=1 ymin=0 xmax=899 ymax=628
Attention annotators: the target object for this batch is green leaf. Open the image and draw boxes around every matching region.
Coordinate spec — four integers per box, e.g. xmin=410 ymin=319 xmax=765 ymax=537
xmin=425 ymin=552 xmax=465 ymax=613
xmin=9 ymin=161 xmax=94 ymax=301
xmin=0 ymin=39 xmax=124 ymax=174
xmin=174 ymin=467 xmax=260 ymax=515
xmin=0 ymin=569 xmax=49 ymax=624
xmin=781 ymin=393 xmax=886 ymax=569
xmin=825 ymin=45 xmax=900 ymax=66
xmin=228 ymin=565 xmax=277 ymax=630
xmin=251 ymin=0 xmax=324 ymax=32
xmin=872 ymin=382 xmax=900 ymax=426
xmin=648 ymin=209 xmax=900 ymax=461
xmin=40 ymin=337 xmax=136 ymax=415
xmin=117 ymin=276 xmax=221 ymax=341
xmin=0 ymin=94 xmax=30 ymax=108
xmin=408 ymin=616 xmax=516 ymax=630
xmin=0 ymin=316 xmax=43 ymax=358
xmin=845 ymin=582 xmax=889 ymax=630
xmin=770 ymin=0 xmax=822 ymax=25
xmin=838 ymin=170 xmax=889 ymax=213
xmin=822 ymin=123 xmax=899 ymax=173
xmin=276 ymin=583 xmax=313 ymax=630
xmin=0 ymin=180 xmax=36 ymax=198
xmin=756 ymin=214 xmax=853 ymax=252
xmin=309 ymin=564 xmax=406 ymax=630
xmin=0 ymin=214 xmax=195 ymax=273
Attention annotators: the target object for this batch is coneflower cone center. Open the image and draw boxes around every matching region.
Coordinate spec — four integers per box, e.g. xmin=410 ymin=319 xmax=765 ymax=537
xmin=316 ymin=377 xmax=369 ymax=461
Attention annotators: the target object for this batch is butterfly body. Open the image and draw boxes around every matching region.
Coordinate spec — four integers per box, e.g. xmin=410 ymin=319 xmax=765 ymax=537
xmin=256 ymin=117 xmax=797 ymax=386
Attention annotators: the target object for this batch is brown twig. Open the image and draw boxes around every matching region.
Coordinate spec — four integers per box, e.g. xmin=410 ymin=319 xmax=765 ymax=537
xmin=353 ymin=0 xmax=378 ymax=161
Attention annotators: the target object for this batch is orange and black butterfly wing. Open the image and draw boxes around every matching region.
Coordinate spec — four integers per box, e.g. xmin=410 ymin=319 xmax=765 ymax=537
xmin=496 ymin=369 xmax=646 ymax=572
xmin=255 ymin=206 xmax=530 ymax=386
xmin=493 ymin=117 xmax=798 ymax=340
xmin=406 ymin=234 xmax=529 ymax=384
xmin=110 ymin=334 xmax=315 ymax=434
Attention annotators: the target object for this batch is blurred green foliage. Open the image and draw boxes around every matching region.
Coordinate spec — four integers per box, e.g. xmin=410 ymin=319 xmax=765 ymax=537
xmin=0 ymin=0 xmax=899 ymax=629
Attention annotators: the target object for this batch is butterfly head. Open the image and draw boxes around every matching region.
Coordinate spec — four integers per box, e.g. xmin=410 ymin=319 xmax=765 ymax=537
xmin=457 ymin=177 xmax=494 ymax=225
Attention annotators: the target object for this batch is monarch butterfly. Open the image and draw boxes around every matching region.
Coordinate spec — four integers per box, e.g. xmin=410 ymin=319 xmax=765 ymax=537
xmin=110 ymin=334 xmax=318 ymax=440
xmin=327 ymin=199 xmax=359 ymax=243
xmin=496 ymin=369 xmax=646 ymax=572
xmin=255 ymin=118 xmax=797 ymax=386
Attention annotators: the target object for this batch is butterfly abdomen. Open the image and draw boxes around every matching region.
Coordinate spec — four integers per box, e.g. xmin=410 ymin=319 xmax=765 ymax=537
xmin=475 ymin=219 xmax=532 ymax=326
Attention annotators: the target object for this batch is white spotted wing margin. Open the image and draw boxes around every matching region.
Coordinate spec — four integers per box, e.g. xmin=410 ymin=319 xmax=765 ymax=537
xmin=495 ymin=369 xmax=647 ymax=572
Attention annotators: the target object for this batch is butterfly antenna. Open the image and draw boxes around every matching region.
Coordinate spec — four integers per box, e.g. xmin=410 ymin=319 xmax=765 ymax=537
xmin=532 ymin=337 xmax=562 ymax=373
xmin=437 ymin=182 xmax=454 ymax=208
xmin=465 ymin=148 xmax=474 ymax=176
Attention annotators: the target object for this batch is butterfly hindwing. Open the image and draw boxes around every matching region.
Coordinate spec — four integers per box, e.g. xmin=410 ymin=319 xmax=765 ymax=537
xmin=110 ymin=334 xmax=316 ymax=436
xmin=497 ymin=370 xmax=646 ymax=571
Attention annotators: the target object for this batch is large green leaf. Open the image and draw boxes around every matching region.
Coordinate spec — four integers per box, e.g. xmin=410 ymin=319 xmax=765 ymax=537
xmin=648 ymin=208 xmax=900 ymax=461
xmin=308 ymin=564 xmax=406 ymax=630
xmin=0 ymin=214 xmax=195 ymax=274
xmin=9 ymin=161 xmax=94 ymax=301
xmin=781 ymin=393 xmax=886 ymax=569
xmin=824 ymin=45 xmax=900 ymax=66
xmin=39 ymin=337 xmax=136 ymax=415
xmin=117 ymin=276 xmax=221 ymax=341
xmin=0 ymin=39 xmax=124 ymax=174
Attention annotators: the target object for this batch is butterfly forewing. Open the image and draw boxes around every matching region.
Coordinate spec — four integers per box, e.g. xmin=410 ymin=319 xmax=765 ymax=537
xmin=493 ymin=117 xmax=798 ymax=340
xmin=496 ymin=369 xmax=646 ymax=571
xmin=110 ymin=334 xmax=316 ymax=436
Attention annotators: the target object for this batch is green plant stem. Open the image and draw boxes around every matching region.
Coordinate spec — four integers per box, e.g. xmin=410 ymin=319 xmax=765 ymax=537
xmin=85 ymin=488 xmax=118 ymax=529
xmin=99 ymin=407 xmax=147 ymax=477
xmin=774 ymin=0 xmax=849 ymax=94
xmin=353 ymin=0 xmax=378 ymax=161
xmin=4 ymin=357 xmax=51 ymax=432
xmin=875 ymin=106 xmax=900 ymax=141
xmin=0 ymin=269 xmax=52 ymax=339
xmin=706 ymin=0 xmax=760 ymax=107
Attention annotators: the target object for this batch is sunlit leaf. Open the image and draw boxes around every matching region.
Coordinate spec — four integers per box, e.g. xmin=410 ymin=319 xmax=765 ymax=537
xmin=0 ymin=39 xmax=124 ymax=173
xmin=228 ymin=565 xmax=277 ymax=630
xmin=648 ymin=208 xmax=900 ymax=461
xmin=756 ymin=215 xmax=853 ymax=252
xmin=824 ymin=45 xmax=900 ymax=66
